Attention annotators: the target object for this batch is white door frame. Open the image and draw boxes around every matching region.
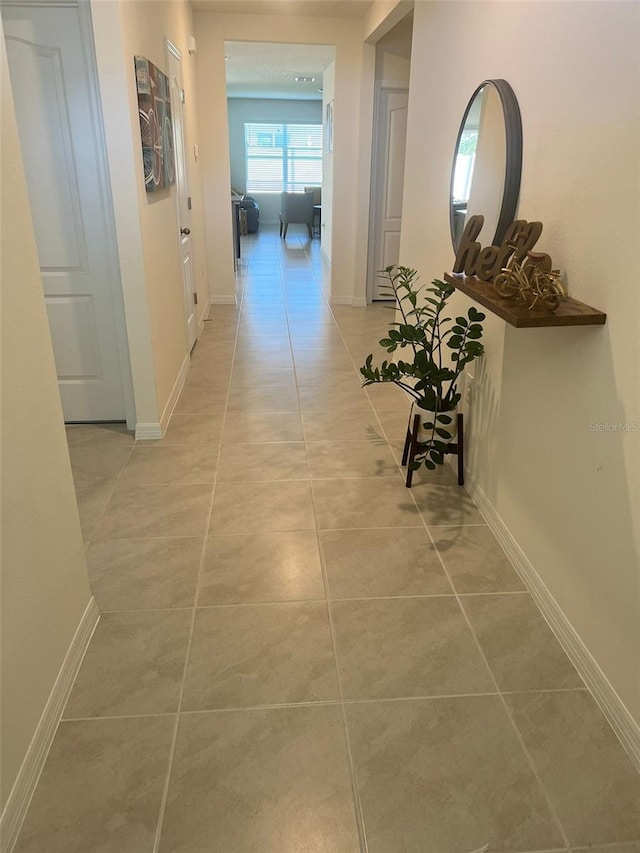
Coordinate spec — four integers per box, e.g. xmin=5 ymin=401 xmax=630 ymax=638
xmin=366 ymin=81 xmax=410 ymax=304
xmin=78 ymin=0 xmax=135 ymax=426
xmin=165 ymin=36 xmax=197 ymax=352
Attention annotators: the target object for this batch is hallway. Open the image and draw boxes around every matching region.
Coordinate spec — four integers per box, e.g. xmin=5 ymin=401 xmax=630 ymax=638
xmin=15 ymin=227 xmax=640 ymax=852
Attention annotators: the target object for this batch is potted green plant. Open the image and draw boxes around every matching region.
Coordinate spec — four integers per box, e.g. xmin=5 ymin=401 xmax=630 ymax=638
xmin=360 ymin=266 xmax=485 ymax=472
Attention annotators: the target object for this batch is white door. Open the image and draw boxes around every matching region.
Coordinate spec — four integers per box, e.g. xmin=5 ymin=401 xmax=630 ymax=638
xmin=166 ymin=40 xmax=197 ymax=351
xmin=3 ymin=3 xmax=130 ymax=421
xmin=368 ymin=88 xmax=409 ymax=300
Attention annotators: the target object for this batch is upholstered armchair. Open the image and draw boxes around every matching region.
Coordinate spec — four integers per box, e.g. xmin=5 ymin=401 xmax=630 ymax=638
xmin=303 ymin=185 xmax=322 ymax=205
xmin=279 ymin=191 xmax=315 ymax=239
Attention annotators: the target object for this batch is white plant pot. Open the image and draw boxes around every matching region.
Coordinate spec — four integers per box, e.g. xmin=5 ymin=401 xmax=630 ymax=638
xmin=410 ymin=403 xmax=458 ymax=442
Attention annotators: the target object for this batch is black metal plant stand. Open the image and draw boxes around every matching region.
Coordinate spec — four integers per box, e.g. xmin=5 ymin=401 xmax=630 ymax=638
xmin=401 ymin=411 xmax=465 ymax=489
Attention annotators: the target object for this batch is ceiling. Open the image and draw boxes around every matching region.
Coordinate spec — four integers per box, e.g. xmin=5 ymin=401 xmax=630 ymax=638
xmin=195 ymin=0 xmax=372 ymax=100
xmin=224 ymin=41 xmax=336 ymax=99
xmin=192 ymin=0 xmax=373 ymax=18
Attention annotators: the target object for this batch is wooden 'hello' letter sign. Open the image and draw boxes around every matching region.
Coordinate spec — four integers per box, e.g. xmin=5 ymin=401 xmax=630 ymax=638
xmin=453 ymin=214 xmax=552 ymax=282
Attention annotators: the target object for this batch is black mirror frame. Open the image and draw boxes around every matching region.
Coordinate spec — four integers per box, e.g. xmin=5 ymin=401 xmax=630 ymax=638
xmin=449 ymin=78 xmax=523 ymax=251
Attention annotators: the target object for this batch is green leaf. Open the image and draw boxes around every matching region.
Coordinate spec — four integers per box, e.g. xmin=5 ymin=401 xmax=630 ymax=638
xmin=435 ymin=428 xmax=452 ymax=439
xmin=409 ymin=461 xmax=421 ymax=471
xmin=468 ymin=307 xmax=486 ymax=322
xmin=436 ymin=414 xmax=453 ymax=424
xmin=424 ymin=459 xmax=437 ymax=471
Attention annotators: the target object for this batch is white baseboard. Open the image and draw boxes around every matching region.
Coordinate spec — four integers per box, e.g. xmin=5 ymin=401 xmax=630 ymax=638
xmin=352 ymin=296 xmax=368 ymax=308
xmin=134 ymin=422 xmax=163 ymax=440
xmin=464 ymin=469 xmax=640 ymax=771
xmin=197 ymin=307 xmax=209 ymax=335
xmin=159 ymin=353 xmax=190 ymax=435
xmin=329 ymin=295 xmax=355 ymax=306
xmin=0 ymin=598 xmax=100 ymax=852
xmin=134 ymin=352 xmax=190 ymax=441
xmin=210 ymin=294 xmax=237 ymax=305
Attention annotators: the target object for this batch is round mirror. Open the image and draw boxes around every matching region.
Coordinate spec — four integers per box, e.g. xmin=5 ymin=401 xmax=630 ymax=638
xmin=450 ymin=79 xmax=522 ymax=251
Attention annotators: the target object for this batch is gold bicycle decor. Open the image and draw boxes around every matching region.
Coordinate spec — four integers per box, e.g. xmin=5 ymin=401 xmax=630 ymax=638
xmin=494 ymin=252 xmax=566 ymax=312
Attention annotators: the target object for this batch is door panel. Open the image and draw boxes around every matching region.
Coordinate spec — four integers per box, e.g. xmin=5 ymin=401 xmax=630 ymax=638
xmin=385 ymin=103 xmax=408 ymax=219
xmin=369 ymin=88 xmax=409 ymax=301
xmin=3 ymin=4 xmax=127 ymax=421
xmin=381 ymin=231 xmax=401 ymax=272
xmin=46 ymin=295 xmax=102 ymax=379
xmin=166 ymin=42 xmax=197 ymax=351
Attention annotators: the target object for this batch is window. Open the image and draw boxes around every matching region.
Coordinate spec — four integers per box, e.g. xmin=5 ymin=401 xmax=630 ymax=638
xmin=244 ymin=122 xmax=322 ymax=193
xmin=452 ymin=127 xmax=479 ymax=203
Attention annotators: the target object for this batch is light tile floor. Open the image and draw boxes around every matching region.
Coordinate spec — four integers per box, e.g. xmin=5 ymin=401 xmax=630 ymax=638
xmin=15 ymin=226 xmax=640 ymax=852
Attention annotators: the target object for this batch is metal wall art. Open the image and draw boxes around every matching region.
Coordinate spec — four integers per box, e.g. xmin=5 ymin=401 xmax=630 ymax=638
xmin=494 ymin=256 xmax=566 ymax=312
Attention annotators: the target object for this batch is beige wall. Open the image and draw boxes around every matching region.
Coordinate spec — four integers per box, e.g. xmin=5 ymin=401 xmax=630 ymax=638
xmin=375 ymin=11 xmax=412 ymax=84
xmin=117 ymin=0 xmax=209 ymax=412
xmin=194 ymin=10 xmax=373 ymax=304
xmin=0 ymin=29 xmax=92 ymax=810
xmin=401 ymin=1 xmax=640 ymax=722
xmin=93 ymin=0 xmax=210 ymax=423
xmin=363 ymin=0 xmax=413 ymax=44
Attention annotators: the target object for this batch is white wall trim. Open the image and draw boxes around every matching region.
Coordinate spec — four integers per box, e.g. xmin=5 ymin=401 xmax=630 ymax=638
xmin=0 ymin=598 xmax=99 ymax=852
xmin=158 ymin=352 xmax=191 ymax=434
xmin=197 ymin=308 xmax=208 ymax=337
xmin=134 ymin=422 xmax=164 ymax=440
xmin=378 ymin=78 xmax=413 ymax=90
xmin=210 ymin=294 xmax=237 ymax=305
xmin=135 ymin=350 xmax=190 ymax=440
xmin=352 ymin=296 xmax=368 ymax=308
xmin=78 ymin=0 xmax=137 ymax=432
xmin=465 ymin=470 xmax=640 ymax=772
xmin=90 ymin=0 xmax=161 ymax=431
xmin=329 ymin=295 xmax=355 ymax=306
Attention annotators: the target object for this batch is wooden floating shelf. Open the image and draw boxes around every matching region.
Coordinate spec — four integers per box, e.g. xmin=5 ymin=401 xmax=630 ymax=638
xmin=444 ymin=272 xmax=607 ymax=328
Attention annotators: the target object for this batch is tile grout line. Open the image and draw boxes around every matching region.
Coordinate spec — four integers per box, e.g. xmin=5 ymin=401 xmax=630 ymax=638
xmin=299 ymin=233 xmax=374 ymax=851
xmin=309 ymin=292 xmax=576 ymax=845
xmin=315 ymin=528 xmax=371 ymax=853
xmin=58 ymin=686 xmax=592 ymax=724
xmin=91 ymin=588 xmax=570 ymax=616
xmin=151 ymin=258 xmax=245 ymax=853
xmin=65 ymin=232 xmax=603 ymax=851
xmin=281 ymin=246 xmax=371 ymax=853
xmin=414 ymin=497 xmax=573 ymax=849
xmin=79 ymin=432 xmax=138 ymax=550
xmin=85 ymin=523 xmax=490 ymax=547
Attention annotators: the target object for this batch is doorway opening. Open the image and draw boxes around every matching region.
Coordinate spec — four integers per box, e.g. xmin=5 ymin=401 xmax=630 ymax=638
xmin=367 ymin=12 xmax=414 ymax=302
xmin=223 ymin=41 xmax=335 ymax=266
